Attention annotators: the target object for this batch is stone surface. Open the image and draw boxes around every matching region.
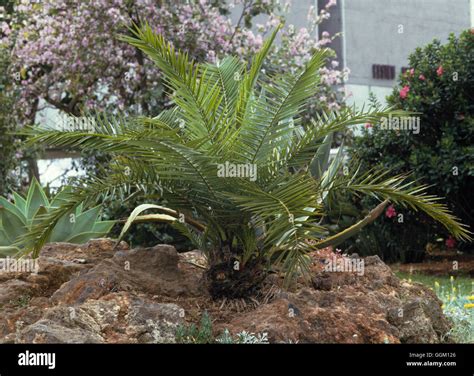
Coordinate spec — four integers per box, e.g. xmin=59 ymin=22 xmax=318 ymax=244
xmin=50 ymin=244 xmax=204 ymax=305
xmin=217 ymin=255 xmax=451 ymax=343
xmin=4 ymin=292 xmax=184 ymax=344
xmin=0 ymin=239 xmax=128 ymax=338
xmin=0 ymin=241 xmax=453 ymax=344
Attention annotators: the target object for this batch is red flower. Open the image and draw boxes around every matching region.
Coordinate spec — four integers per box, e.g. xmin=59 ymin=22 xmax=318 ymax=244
xmin=436 ymin=65 xmax=444 ymax=76
xmin=364 ymin=123 xmax=372 ymax=129
xmin=445 ymin=236 xmax=456 ymax=249
xmin=399 ymin=85 xmax=410 ymax=99
xmin=418 ymin=74 xmax=425 ymax=81
xmin=385 ymin=205 xmax=397 ymax=218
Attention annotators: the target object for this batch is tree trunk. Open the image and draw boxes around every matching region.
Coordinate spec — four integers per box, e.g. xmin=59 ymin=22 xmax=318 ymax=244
xmin=26 ymin=98 xmax=41 ymax=184
xmin=26 ymin=156 xmax=40 ymax=183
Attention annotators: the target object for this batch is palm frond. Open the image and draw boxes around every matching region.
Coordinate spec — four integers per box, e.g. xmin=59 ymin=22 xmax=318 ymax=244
xmin=332 ymin=168 xmax=472 ymax=241
xmin=238 ymin=48 xmax=331 ymax=164
xmin=120 ymin=23 xmax=220 ymax=141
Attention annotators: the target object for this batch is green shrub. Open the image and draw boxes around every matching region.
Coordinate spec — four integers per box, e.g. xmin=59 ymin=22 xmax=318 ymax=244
xmin=349 ymin=30 xmax=474 ymax=259
xmin=175 ymin=312 xmax=214 ymax=344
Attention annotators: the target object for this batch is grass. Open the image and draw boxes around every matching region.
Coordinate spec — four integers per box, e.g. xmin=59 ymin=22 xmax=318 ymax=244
xmin=396 ymin=272 xmax=473 ymax=343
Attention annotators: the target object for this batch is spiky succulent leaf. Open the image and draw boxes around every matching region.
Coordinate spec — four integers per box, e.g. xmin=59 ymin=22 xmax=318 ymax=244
xmin=0 ymin=183 xmax=115 ymax=250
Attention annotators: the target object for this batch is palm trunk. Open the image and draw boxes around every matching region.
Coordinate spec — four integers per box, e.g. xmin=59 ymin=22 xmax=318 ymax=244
xmin=205 ymin=255 xmax=267 ymax=299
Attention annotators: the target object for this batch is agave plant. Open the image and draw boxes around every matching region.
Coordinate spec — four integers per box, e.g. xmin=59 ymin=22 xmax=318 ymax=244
xmin=20 ymin=24 xmax=471 ymax=298
xmin=0 ymin=179 xmax=115 ymax=256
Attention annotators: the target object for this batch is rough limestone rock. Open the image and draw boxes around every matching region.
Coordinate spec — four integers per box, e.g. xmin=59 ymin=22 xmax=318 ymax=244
xmin=217 ymin=256 xmax=451 ymax=343
xmin=50 ymin=244 xmax=204 ymax=305
xmin=4 ymin=292 xmax=184 ymax=344
xmin=0 ymin=239 xmax=128 ymax=338
xmin=0 ymin=241 xmax=452 ymax=344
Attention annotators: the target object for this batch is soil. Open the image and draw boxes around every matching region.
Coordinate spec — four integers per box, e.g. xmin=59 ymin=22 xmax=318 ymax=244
xmin=392 ymin=252 xmax=474 ymax=276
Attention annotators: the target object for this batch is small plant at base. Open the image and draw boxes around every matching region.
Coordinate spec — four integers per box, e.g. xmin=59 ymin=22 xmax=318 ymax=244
xmin=216 ymin=329 xmax=269 ymax=344
xmin=175 ymin=312 xmax=214 ymax=344
xmin=175 ymin=313 xmax=269 ymax=344
xmin=9 ymin=294 xmax=31 ymax=308
xmin=234 ymin=331 xmax=269 ymax=344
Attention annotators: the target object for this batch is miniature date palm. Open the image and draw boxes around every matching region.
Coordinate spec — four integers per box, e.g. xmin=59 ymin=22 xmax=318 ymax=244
xmin=20 ymin=24 xmax=471 ymax=298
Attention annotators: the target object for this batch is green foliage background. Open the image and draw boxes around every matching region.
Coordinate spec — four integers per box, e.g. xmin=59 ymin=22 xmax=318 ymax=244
xmin=347 ymin=30 xmax=474 ymax=260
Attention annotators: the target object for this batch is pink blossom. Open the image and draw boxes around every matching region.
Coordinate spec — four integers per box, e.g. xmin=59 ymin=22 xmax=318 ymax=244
xmin=364 ymin=123 xmax=372 ymax=129
xmin=445 ymin=236 xmax=456 ymax=249
xmin=436 ymin=65 xmax=444 ymax=76
xmin=1 ymin=22 xmax=11 ymax=36
xmin=385 ymin=205 xmax=397 ymax=218
xmin=6 ymin=0 xmax=345 ymax=121
xmin=409 ymin=68 xmax=415 ymax=76
xmin=418 ymin=74 xmax=426 ymax=81
xmin=399 ymin=85 xmax=410 ymax=99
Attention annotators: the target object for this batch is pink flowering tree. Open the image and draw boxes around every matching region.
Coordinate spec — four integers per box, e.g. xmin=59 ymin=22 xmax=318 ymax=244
xmin=6 ymin=0 xmax=264 ymax=117
xmin=3 ymin=0 xmax=346 ymax=120
xmin=1 ymin=0 xmax=347 ymax=189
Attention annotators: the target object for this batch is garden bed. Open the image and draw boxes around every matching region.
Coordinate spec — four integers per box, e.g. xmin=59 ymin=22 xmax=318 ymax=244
xmin=0 ymin=240 xmax=454 ymax=344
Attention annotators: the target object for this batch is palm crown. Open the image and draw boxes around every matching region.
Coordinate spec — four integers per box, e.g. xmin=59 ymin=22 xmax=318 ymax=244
xmin=21 ymin=24 xmax=471 ymax=297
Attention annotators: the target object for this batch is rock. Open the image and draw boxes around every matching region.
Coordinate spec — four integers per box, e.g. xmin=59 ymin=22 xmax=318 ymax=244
xmin=217 ymin=257 xmax=451 ymax=344
xmin=51 ymin=244 xmax=204 ymax=305
xmin=0 ymin=280 xmax=38 ymax=307
xmin=124 ymin=296 xmax=184 ymax=343
xmin=179 ymin=249 xmax=208 ymax=269
xmin=5 ymin=292 xmax=184 ymax=344
xmin=0 ymin=240 xmax=452 ymax=344
xmin=311 ymin=274 xmax=333 ymax=291
xmin=217 ymin=288 xmax=400 ymax=343
xmin=1 ymin=239 xmax=128 ymax=299
xmin=0 ymin=239 xmax=128 ymax=339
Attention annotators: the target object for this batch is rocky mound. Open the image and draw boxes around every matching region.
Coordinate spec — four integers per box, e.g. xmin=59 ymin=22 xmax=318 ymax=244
xmin=0 ymin=240 xmax=452 ymax=343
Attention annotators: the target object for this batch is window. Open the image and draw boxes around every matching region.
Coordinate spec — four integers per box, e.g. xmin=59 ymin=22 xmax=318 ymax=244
xmin=372 ymin=64 xmax=396 ymax=80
